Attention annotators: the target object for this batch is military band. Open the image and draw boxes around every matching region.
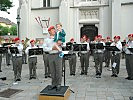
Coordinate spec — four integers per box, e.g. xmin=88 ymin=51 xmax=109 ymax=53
xmin=0 ymin=24 xmax=133 ymax=90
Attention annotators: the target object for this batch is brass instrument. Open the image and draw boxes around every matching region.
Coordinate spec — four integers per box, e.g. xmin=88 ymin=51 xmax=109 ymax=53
xmin=23 ymin=37 xmax=30 ymax=50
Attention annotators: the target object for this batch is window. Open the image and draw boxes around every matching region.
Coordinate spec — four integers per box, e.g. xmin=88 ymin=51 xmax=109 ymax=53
xmin=43 ymin=0 xmax=50 ymax=7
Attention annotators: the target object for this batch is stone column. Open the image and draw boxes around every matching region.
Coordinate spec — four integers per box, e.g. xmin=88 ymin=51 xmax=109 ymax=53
xmin=112 ymin=0 xmax=121 ymax=37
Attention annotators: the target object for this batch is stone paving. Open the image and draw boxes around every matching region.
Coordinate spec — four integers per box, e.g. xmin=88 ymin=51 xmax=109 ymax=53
xmin=0 ymin=55 xmax=133 ymax=100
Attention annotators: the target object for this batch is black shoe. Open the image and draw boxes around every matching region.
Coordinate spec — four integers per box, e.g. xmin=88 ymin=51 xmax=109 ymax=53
xmin=125 ymin=77 xmax=130 ymax=79
xmin=114 ymin=74 xmax=118 ymax=77
xmin=84 ymin=73 xmax=87 ymax=75
xmin=48 ymin=85 xmax=56 ymax=90
xmin=17 ymin=79 xmax=21 ymax=81
xmin=7 ymin=64 xmax=11 ymax=66
xmin=128 ymin=78 xmax=133 ymax=80
xmin=70 ymin=74 xmax=73 ymax=76
xmin=29 ymin=77 xmax=32 ymax=80
xmin=48 ymin=76 xmax=51 ymax=78
xmin=0 ymin=70 xmax=2 ymax=72
xmin=45 ymin=76 xmax=48 ymax=78
xmin=56 ymin=85 xmax=61 ymax=91
xmin=32 ymin=77 xmax=36 ymax=79
xmin=111 ymin=74 xmax=115 ymax=77
xmin=73 ymin=74 xmax=75 ymax=76
xmin=80 ymin=72 xmax=84 ymax=75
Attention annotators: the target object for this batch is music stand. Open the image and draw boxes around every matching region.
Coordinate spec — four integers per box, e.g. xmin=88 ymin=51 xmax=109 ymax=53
xmin=127 ymin=48 xmax=133 ymax=53
xmin=2 ymin=43 xmax=15 ymax=47
xmin=29 ymin=48 xmax=43 ymax=56
xmin=90 ymin=43 xmax=104 ymax=50
xmin=73 ymin=44 xmax=87 ymax=51
xmin=62 ymin=45 xmax=74 ymax=93
xmin=0 ymin=47 xmax=8 ymax=54
xmin=104 ymin=46 xmax=120 ymax=51
xmin=9 ymin=47 xmax=19 ymax=54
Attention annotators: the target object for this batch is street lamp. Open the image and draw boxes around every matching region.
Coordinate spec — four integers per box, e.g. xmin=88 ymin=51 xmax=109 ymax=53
xmin=16 ymin=15 xmax=21 ymax=38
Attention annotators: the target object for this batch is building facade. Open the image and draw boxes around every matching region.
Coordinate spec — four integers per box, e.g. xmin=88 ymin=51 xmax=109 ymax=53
xmin=18 ymin=0 xmax=133 ymax=42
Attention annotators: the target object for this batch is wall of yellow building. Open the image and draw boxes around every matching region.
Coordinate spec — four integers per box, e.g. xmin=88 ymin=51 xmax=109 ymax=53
xmin=0 ymin=22 xmax=12 ymax=28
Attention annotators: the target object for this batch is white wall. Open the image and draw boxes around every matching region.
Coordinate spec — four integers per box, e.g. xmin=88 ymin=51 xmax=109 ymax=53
xmin=121 ymin=5 xmax=133 ymax=40
xmin=31 ymin=0 xmax=41 ymax=8
xmin=51 ymin=0 xmax=61 ymax=7
xmin=30 ymin=9 xmax=59 ymax=39
xmin=99 ymin=6 xmax=111 ymax=38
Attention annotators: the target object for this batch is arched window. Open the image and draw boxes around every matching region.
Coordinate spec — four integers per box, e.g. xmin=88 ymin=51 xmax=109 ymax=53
xmin=43 ymin=0 xmax=50 ymax=7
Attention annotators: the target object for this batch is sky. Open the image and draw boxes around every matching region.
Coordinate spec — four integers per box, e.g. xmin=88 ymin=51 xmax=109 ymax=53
xmin=0 ymin=0 xmax=19 ymax=24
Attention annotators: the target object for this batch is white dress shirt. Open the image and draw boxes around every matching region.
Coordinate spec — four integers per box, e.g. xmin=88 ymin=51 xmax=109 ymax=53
xmin=43 ymin=37 xmax=59 ymax=54
xmin=124 ymin=41 xmax=133 ymax=54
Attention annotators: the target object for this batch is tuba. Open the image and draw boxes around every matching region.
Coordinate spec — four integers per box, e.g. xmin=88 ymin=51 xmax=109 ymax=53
xmin=23 ymin=37 xmax=30 ymax=50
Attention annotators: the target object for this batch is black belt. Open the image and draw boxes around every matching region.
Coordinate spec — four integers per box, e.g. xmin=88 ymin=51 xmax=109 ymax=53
xmin=44 ymin=52 xmax=49 ymax=54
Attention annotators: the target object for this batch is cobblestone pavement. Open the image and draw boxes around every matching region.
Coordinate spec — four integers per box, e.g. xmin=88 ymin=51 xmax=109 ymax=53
xmin=0 ymin=55 xmax=133 ymax=100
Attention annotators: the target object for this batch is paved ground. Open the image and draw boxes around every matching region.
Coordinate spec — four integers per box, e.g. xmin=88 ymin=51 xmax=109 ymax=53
xmin=0 ymin=55 xmax=133 ymax=100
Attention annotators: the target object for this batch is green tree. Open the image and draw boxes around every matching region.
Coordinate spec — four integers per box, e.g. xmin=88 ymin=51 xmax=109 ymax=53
xmin=9 ymin=25 xmax=17 ymax=35
xmin=0 ymin=0 xmax=13 ymax=13
xmin=1 ymin=26 xmax=9 ymax=36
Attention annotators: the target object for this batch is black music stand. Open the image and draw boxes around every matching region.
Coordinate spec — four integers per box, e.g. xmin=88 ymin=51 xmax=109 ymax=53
xmin=104 ymin=46 xmax=120 ymax=52
xmin=62 ymin=44 xmax=72 ymax=51
xmin=73 ymin=44 xmax=87 ymax=51
xmin=29 ymin=48 xmax=43 ymax=56
xmin=9 ymin=47 xmax=19 ymax=54
xmin=0 ymin=47 xmax=8 ymax=54
xmin=90 ymin=43 xmax=104 ymax=50
xmin=127 ymin=48 xmax=133 ymax=53
xmin=2 ymin=43 xmax=15 ymax=47
xmin=62 ymin=45 xmax=75 ymax=93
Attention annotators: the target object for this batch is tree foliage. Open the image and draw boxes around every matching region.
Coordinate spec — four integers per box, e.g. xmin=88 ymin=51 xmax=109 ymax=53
xmin=0 ymin=0 xmax=13 ymax=13
xmin=0 ymin=25 xmax=17 ymax=36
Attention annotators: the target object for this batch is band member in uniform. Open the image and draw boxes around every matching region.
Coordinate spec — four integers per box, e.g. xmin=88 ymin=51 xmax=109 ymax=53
xmin=124 ymin=34 xmax=133 ymax=80
xmin=94 ymin=35 xmax=105 ymax=78
xmin=104 ymin=36 xmax=112 ymax=68
xmin=11 ymin=38 xmax=23 ymax=81
xmin=5 ymin=38 xmax=11 ymax=66
xmin=111 ymin=36 xmax=122 ymax=77
xmin=25 ymin=40 xmax=37 ymax=80
xmin=68 ymin=38 xmax=77 ymax=76
xmin=43 ymin=26 xmax=63 ymax=91
xmin=54 ymin=23 xmax=66 ymax=43
xmin=80 ymin=35 xmax=90 ymax=75
xmin=0 ymin=41 xmax=2 ymax=72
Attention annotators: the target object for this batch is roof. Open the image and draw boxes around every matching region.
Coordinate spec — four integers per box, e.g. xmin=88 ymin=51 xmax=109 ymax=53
xmin=0 ymin=17 xmax=16 ymax=25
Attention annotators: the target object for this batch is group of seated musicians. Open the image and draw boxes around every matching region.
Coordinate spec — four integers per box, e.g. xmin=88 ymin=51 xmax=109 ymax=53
xmin=0 ymin=24 xmax=133 ymax=91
